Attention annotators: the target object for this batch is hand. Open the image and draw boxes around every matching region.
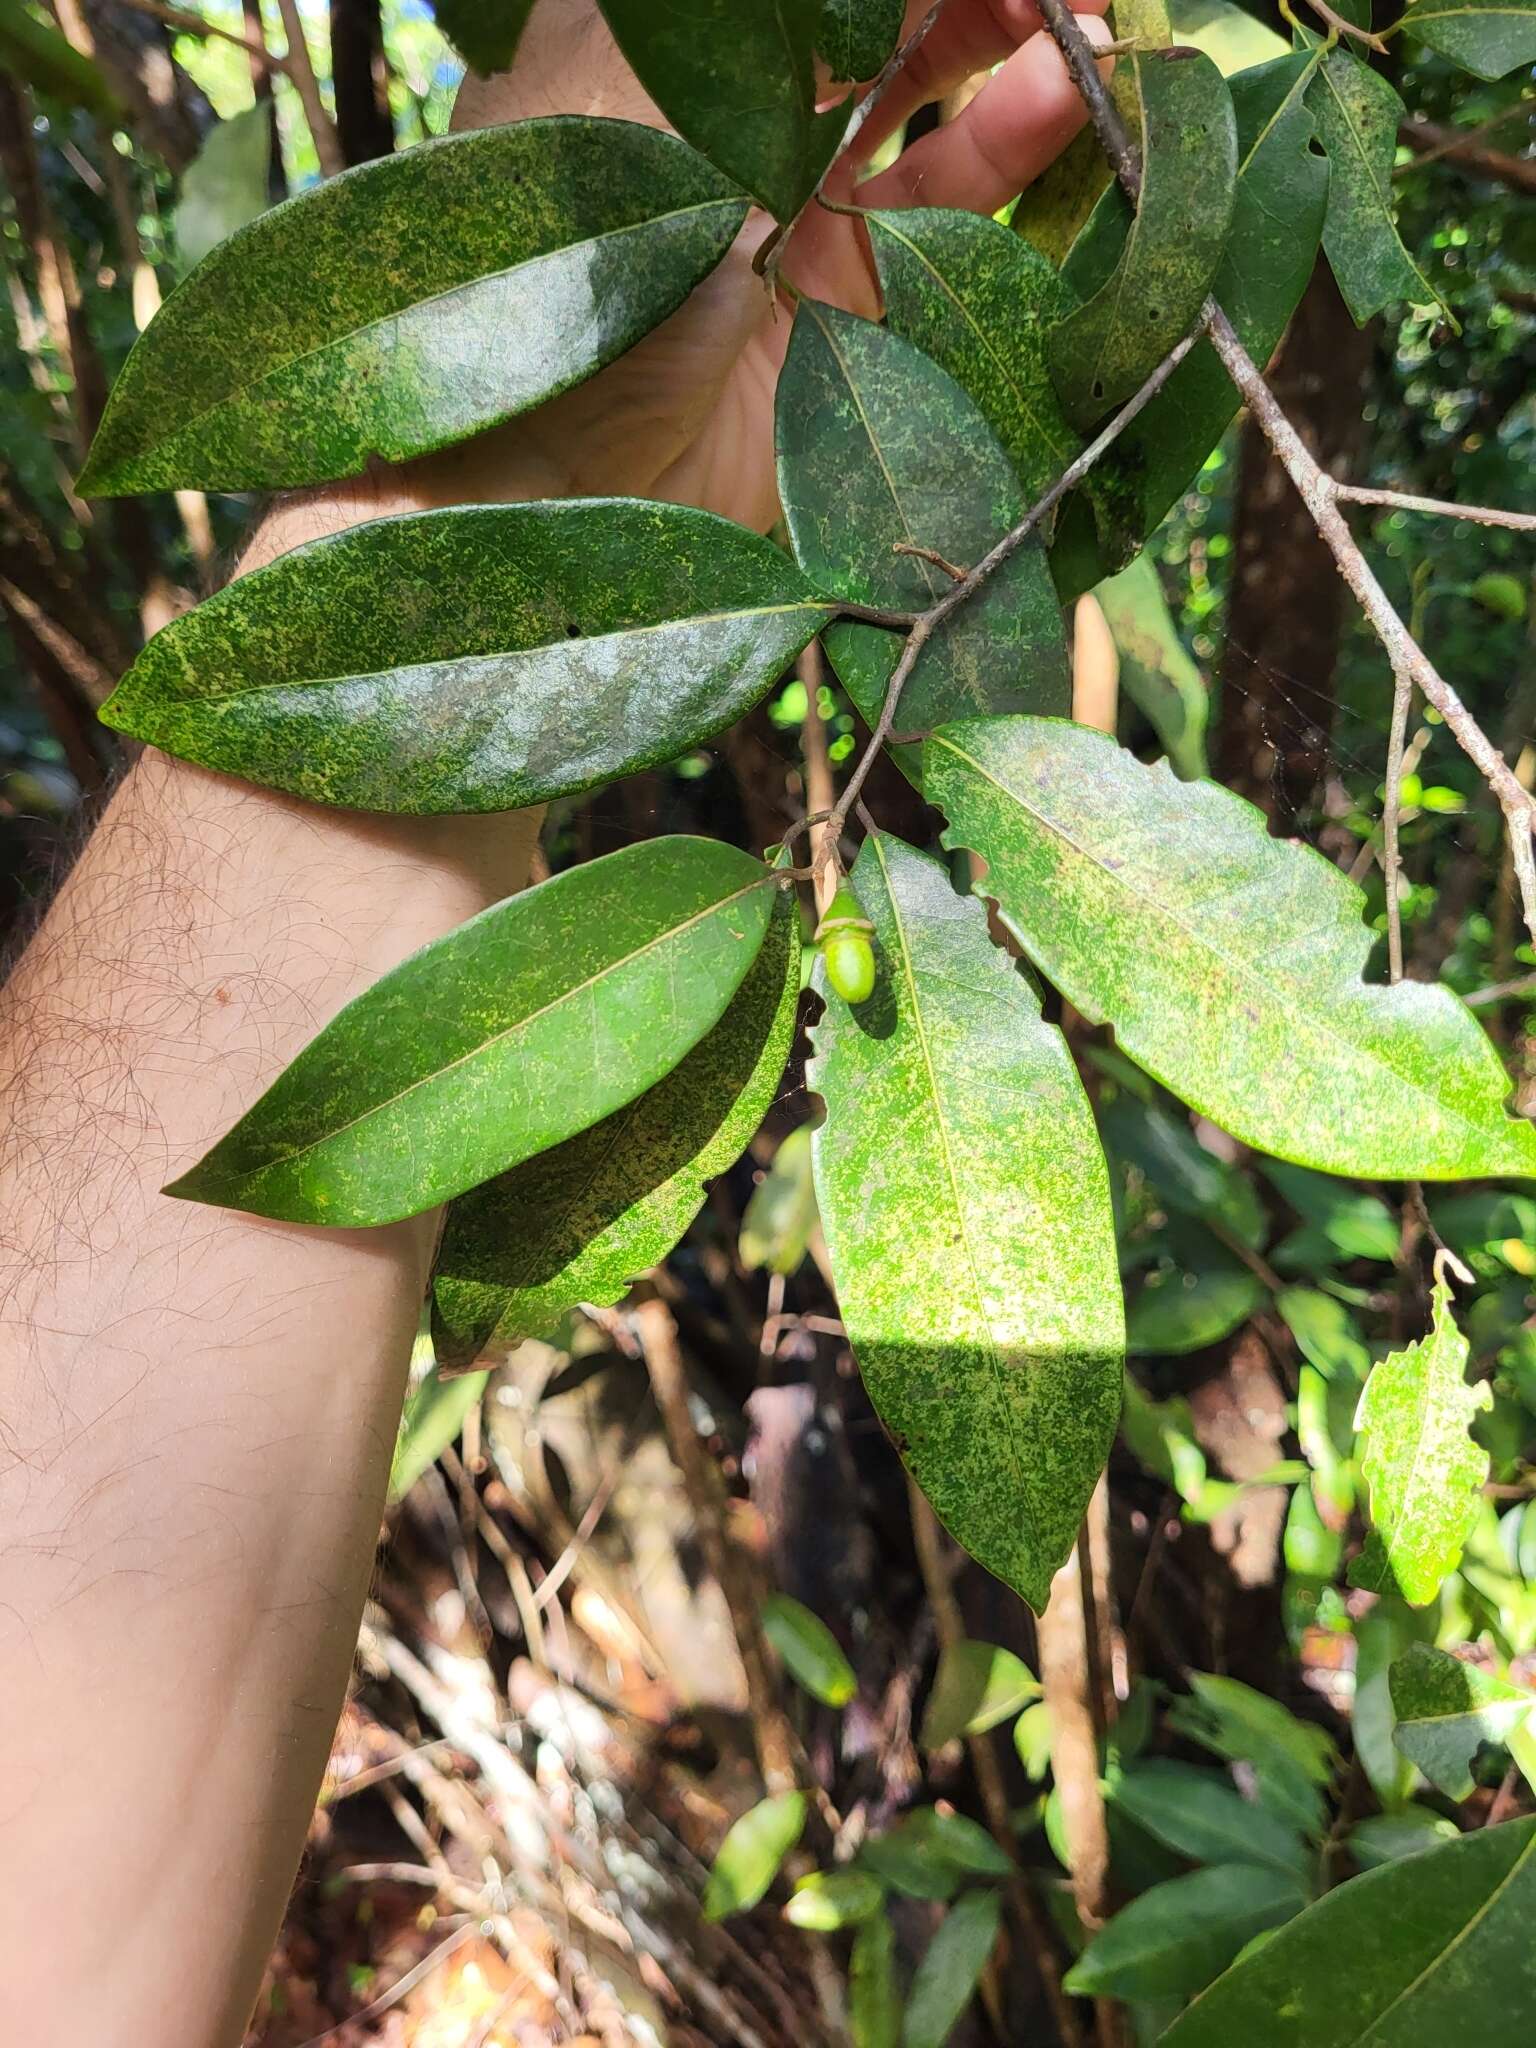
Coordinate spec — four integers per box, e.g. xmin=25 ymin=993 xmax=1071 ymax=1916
xmin=414 ymin=0 xmax=1113 ymax=530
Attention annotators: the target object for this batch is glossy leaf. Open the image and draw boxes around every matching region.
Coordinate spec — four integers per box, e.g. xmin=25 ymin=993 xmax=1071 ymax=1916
xmin=809 ymin=833 xmax=1123 ymax=1612
xmin=702 ymin=1791 xmax=808 ymax=1920
xmin=1093 ymin=554 xmax=1209 ymax=778
xmin=1401 ymin=0 xmax=1536 ymax=78
xmin=1351 ymin=1275 xmax=1490 ymax=1605
xmin=818 ymin=0 xmax=904 ymax=80
xmin=1162 ymin=1817 xmax=1536 ymax=2047
xmin=1049 ymin=50 xmax=1236 ymax=431
xmin=920 ymin=1640 xmax=1041 ymax=1748
xmin=776 ymin=300 xmax=1068 ymax=780
xmin=786 ymin=1869 xmax=884 ymax=1930
xmin=1064 ymin=1864 xmax=1304 ymax=1999
xmin=103 ymin=501 xmax=830 ymax=814
xmin=739 ymin=1124 xmax=819 ymax=1276
xmin=171 ymin=838 xmax=774 ymax=1227
xmin=902 ymin=1889 xmax=1003 ymax=2048
xmin=850 ymin=1913 xmax=902 ymax=2048
xmin=868 ymin=207 xmax=1081 ymax=504
xmin=432 ymin=0 xmax=537 ymax=74
xmin=430 ymin=881 xmax=797 ymax=1367
xmin=1389 ymin=1644 xmax=1534 ymax=1798
xmin=926 ymin=718 xmax=1536 ymax=1180
xmin=762 ymin=1593 xmax=857 ymax=1708
xmin=1106 ymin=1760 xmax=1310 ymax=1880
xmin=79 ymin=118 xmax=746 ymax=495
xmin=174 ymin=107 xmax=271 ymax=276
xmin=596 ymin=0 xmax=843 ymax=222
xmin=1058 ymin=53 xmax=1329 ymax=590
xmin=1307 ymin=50 xmax=1435 ymax=325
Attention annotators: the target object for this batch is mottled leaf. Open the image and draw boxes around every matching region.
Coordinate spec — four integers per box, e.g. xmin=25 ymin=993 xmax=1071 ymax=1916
xmin=818 ymin=0 xmax=904 ymax=80
xmin=902 ymin=1889 xmax=1003 ymax=2048
xmin=703 ymin=1791 xmax=808 ymax=1920
xmin=1106 ymin=1760 xmax=1310 ymax=1880
xmin=431 ymin=884 xmax=797 ymax=1367
xmin=1048 ymin=50 xmax=1236 ymax=431
xmin=740 ymin=1123 xmax=819 ymax=1276
xmin=1389 ymin=1645 xmax=1535 ymax=1798
xmin=786 ymin=1869 xmax=884 ymax=1929
xmin=1350 ymin=1276 xmax=1490 ymax=1605
xmin=170 ymin=837 xmax=774 ymax=1227
xmin=1094 ymin=553 xmax=1209 ymax=777
xmin=1401 ymin=0 xmax=1536 ymax=78
xmin=1308 ymin=50 xmax=1435 ymax=325
xmin=1065 ymin=1865 xmax=1305 ymax=1999
xmin=1161 ymin=1817 xmax=1536 ymax=2047
xmin=920 ymin=1640 xmax=1041 ymax=1748
xmin=103 ymin=501 xmax=831 ymax=813
xmin=174 ymin=106 xmax=271 ymax=276
xmin=926 ymin=718 xmax=1536 ymax=1179
xmin=762 ymin=1593 xmax=857 ymax=1708
xmin=79 ymin=118 xmax=746 ymax=495
xmin=775 ymin=300 xmax=1068 ymax=778
xmin=850 ymin=1913 xmax=902 ymax=2048
xmin=432 ymin=0 xmax=537 ymax=74
xmin=597 ymin=0 xmax=844 ymax=221
xmin=809 ymin=832 xmax=1122 ymax=1612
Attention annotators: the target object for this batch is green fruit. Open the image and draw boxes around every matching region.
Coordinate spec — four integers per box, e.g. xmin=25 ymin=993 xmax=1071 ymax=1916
xmin=1472 ymin=572 xmax=1527 ymax=622
xmin=819 ymin=884 xmax=876 ymax=1005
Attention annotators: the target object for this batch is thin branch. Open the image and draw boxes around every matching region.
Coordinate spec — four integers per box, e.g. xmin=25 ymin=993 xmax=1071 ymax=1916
xmin=272 ymin=0 xmax=345 ymax=177
xmin=1382 ymin=667 xmax=1413 ymax=982
xmin=1333 ymin=482 xmax=1536 ymax=534
xmin=1302 ymin=0 xmax=1389 ymax=51
xmin=1397 ymin=109 xmax=1536 ymax=195
xmin=1467 ymin=970 xmax=1536 ymax=1009
xmin=110 ymin=0 xmax=293 ymax=74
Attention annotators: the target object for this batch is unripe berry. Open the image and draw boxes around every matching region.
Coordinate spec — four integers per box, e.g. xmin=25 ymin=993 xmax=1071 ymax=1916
xmin=817 ymin=884 xmax=876 ymax=1005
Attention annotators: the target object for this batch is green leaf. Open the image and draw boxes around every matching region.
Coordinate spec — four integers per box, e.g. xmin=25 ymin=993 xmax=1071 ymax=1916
xmin=899 ymin=1807 xmax=1013 ymax=1880
xmin=1389 ymin=1644 xmax=1535 ymax=1798
xmin=431 ymin=0 xmax=537 ymax=74
xmin=858 ymin=1835 xmax=962 ymax=1902
xmin=1348 ymin=1810 xmax=1461 ymax=1868
xmin=786 ymin=1868 xmax=884 ymax=1929
xmin=740 ymin=1124 xmax=819 ymax=1276
xmin=1106 ymin=1760 xmax=1310 ymax=1880
xmin=79 ymin=118 xmax=746 ymax=496
xmin=596 ymin=0 xmax=843 ymax=221
xmin=1167 ymin=1672 xmax=1333 ymax=1837
xmin=1056 ymin=53 xmax=1329 ymax=591
xmin=1120 ymin=1376 xmax=1209 ymax=1503
xmin=390 ymin=1358 xmax=487 ymax=1501
xmin=703 ymin=1791 xmax=808 ymax=1920
xmin=1169 ymin=0 xmax=1291 ymax=71
xmin=1101 ymin=1095 xmax=1266 ymax=1249
xmin=926 ymin=718 xmax=1536 ymax=1180
xmin=762 ymin=1593 xmax=857 ymax=1708
xmin=1274 ymin=1287 xmax=1372 ymax=1381
xmin=867 ymin=207 xmax=1081 ymax=505
xmin=1125 ymin=1222 xmax=1265 ymax=1357
xmin=920 ymin=1640 xmax=1041 ymax=1749
xmin=902 ymin=1889 xmax=1003 ymax=2048
xmin=1066 ymin=1864 xmax=1304 ymax=2000
xmin=1094 ymin=554 xmax=1209 ymax=778
xmin=1264 ymin=1158 xmax=1399 ymax=1266
xmin=1350 ymin=1275 xmax=1490 ymax=1606
xmin=1048 ymin=50 xmax=1237 ymax=431
xmin=1401 ymin=0 xmax=1536 ymax=78
xmin=172 ymin=106 xmax=273 ymax=278
xmin=0 ymin=0 xmax=120 ymax=118
xmin=1160 ymin=1817 xmax=1536 ymax=2047
xmin=1307 ymin=50 xmax=1435 ymax=326
xmin=850 ymin=1912 xmax=903 ymax=2048
xmin=102 ymin=501 xmax=829 ymax=813
xmin=775 ymin=300 xmax=1069 ymax=778
xmin=808 ymin=832 xmax=1123 ymax=1612
xmin=171 ymin=837 xmax=774 ymax=1227
xmin=431 ymin=884 xmax=797 ymax=1368
xmin=818 ymin=0 xmax=904 ymax=80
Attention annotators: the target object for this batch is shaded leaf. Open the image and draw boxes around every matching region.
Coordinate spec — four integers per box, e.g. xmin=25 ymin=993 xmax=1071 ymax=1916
xmin=1106 ymin=1760 xmax=1310 ymax=1880
xmin=900 ymin=1807 xmax=1013 ymax=1880
xmin=740 ymin=1124 xmax=819 ymax=1276
xmin=1264 ymin=1157 xmax=1399 ymax=1266
xmin=0 ymin=0 xmax=120 ymax=118
xmin=1094 ymin=554 xmax=1209 ymax=778
xmin=1275 ymin=1287 xmax=1372 ymax=1381
xmin=787 ymin=1869 xmax=884 ymax=1929
xmin=858 ymin=1834 xmax=963 ymax=1902
xmin=921 ymin=1640 xmax=1041 ymax=1749
xmin=1120 ymin=1376 xmax=1209 ymax=1502
xmin=103 ymin=500 xmax=829 ymax=813
xmin=762 ymin=1593 xmax=857 ymax=1708
xmin=776 ymin=300 xmax=1068 ymax=779
xmin=431 ymin=883 xmax=796 ymax=1367
xmin=703 ymin=1792 xmax=808 ymax=1920
xmin=809 ymin=832 xmax=1122 ymax=1612
xmin=926 ymin=718 xmax=1536 ymax=1179
xmin=1125 ymin=1222 xmax=1265 ymax=1357
xmin=850 ymin=1912 xmax=903 ymax=2048
xmin=174 ymin=106 xmax=271 ymax=276
xmin=597 ymin=0 xmax=843 ymax=221
xmin=432 ymin=0 xmax=537 ymax=74
xmin=1049 ymin=50 xmax=1236 ymax=431
xmin=1401 ymin=0 xmax=1536 ymax=78
xmin=902 ymin=1889 xmax=1003 ymax=2048
xmin=1348 ymin=1810 xmax=1461 ymax=1868
xmin=1389 ymin=1644 xmax=1535 ymax=1798
xmin=171 ymin=837 xmax=774 ymax=1227
xmin=1064 ymin=1864 xmax=1304 ymax=1999
xmin=80 ymin=118 xmax=746 ymax=495
xmin=818 ymin=0 xmax=904 ymax=80
xmin=1307 ymin=50 xmax=1435 ymax=325
xmin=1101 ymin=1095 xmax=1265 ymax=1248
xmin=1168 ymin=1671 xmax=1332 ymax=1837
xmin=1161 ymin=1817 xmax=1536 ymax=2047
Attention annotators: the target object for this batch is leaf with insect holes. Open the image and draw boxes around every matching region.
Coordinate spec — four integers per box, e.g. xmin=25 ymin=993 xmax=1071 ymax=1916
xmin=79 ymin=119 xmax=746 ymax=495
xmin=809 ymin=832 xmax=1122 ymax=1613
xmin=775 ymin=298 xmax=1067 ymax=784
xmin=1047 ymin=49 xmax=1236 ymax=432
xmin=169 ymin=838 xmax=774 ymax=1228
xmin=1307 ymin=50 xmax=1436 ymax=325
xmin=431 ymin=881 xmax=798 ymax=1368
xmin=1389 ymin=1644 xmax=1536 ymax=1798
xmin=1350 ymin=1274 xmax=1490 ymax=1605
xmin=925 ymin=718 xmax=1536 ymax=1180
xmin=103 ymin=501 xmax=832 ymax=814
xmin=817 ymin=0 xmax=904 ymax=80
xmin=1401 ymin=0 xmax=1536 ymax=79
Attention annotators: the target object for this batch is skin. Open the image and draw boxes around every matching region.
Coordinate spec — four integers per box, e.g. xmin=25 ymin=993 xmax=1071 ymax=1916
xmin=0 ymin=4 xmax=1109 ymax=2040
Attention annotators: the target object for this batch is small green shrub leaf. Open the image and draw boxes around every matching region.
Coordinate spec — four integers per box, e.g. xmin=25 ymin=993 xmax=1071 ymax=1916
xmin=786 ymin=1868 xmax=884 ymax=1929
xmin=739 ymin=1124 xmax=820 ymax=1277
xmin=702 ymin=1791 xmax=808 ymax=1920
xmin=762 ymin=1593 xmax=857 ymax=1708
xmin=1065 ymin=1864 xmax=1305 ymax=1999
xmin=902 ymin=1889 xmax=1003 ymax=2048
xmin=850 ymin=1912 xmax=903 ymax=2048
xmin=920 ymin=1641 xmax=1041 ymax=1749
xmin=1389 ymin=1644 xmax=1535 ymax=1798
xmin=1106 ymin=1760 xmax=1310 ymax=1880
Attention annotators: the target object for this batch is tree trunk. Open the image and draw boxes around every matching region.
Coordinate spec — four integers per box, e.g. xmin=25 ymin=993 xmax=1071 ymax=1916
xmin=331 ymin=0 xmax=395 ymax=167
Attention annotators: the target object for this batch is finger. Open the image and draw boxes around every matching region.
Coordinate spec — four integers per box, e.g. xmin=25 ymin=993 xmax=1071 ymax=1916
xmin=857 ymin=12 xmax=1115 ymax=216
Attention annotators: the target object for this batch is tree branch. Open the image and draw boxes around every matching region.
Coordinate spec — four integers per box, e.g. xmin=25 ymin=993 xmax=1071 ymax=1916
xmin=1332 ymin=482 xmax=1536 ymax=534
xmin=1397 ymin=111 xmax=1536 ymax=196
xmin=272 ymin=0 xmax=345 ymax=177
xmin=108 ymin=0 xmax=294 ymax=76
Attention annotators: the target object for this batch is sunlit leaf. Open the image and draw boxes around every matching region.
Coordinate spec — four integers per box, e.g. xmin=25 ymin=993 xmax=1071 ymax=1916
xmin=786 ymin=1868 xmax=884 ymax=1929
xmin=920 ymin=1640 xmax=1041 ymax=1748
xmin=389 ymin=1359 xmax=487 ymax=1501
xmin=1389 ymin=1644 xmax=1535 ymax=1798
xmin=702 ymin=1792 xmax=808 ymax=1920
xmin=174 ymin=106 xmax=271 ymax=276
xmin=762 ymin=1593 xmax=857 ymax=1708
xmin=740 ymin=1124 xmax=819 ymax=1276
xmin=1400 ymin=0 xmax=1536 ymax=79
